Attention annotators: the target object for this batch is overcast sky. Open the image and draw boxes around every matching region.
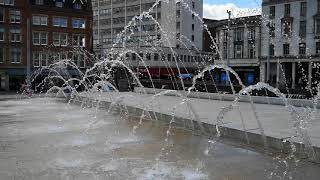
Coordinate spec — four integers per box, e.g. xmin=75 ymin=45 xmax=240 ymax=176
xmin=203 ymin=0 xmax=262 ymax=20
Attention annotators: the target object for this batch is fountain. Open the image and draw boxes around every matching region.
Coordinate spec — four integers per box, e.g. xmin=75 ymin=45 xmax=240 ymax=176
xmin=1 ymin=0 xmax=320 ymax=179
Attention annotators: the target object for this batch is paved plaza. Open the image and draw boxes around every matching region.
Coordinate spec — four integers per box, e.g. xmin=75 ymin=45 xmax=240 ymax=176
xmin=82 ymin=91 xmax=320 ymax=149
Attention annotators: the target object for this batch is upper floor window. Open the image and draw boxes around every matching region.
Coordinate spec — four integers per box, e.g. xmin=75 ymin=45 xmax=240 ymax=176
xmin=0 ymin=28 xmax=4 ymax=41
xmin=35 ymin=0 xmax=44 ymax=5
xmin=284 ymin=4 xmax=290 ymax=16
xmin=269 ymin=6 xmax=275 ymax=18
xmin=10 ymin=10 xmax=20 ymax=24
xmin=73 ymin=3 xmax=82 ymax=9
xmin=0 ymin=0 xmax=14 ymax=6
xmin=55 ymin=0 xmax=64 ymax=8
xmin=32 ymin=15 xmax=47 ymax=26
xmin=10 ymin=29 xmax=20 ymax=42
xmin=33 ymin=31 xmax=47 ymax=45
xmin=191 ymin=24 xmax=194 ymax=31
xmin=72 ymin=34 xmax=85 ymax=47
xmin=248 ymin=27 xmax=255 ymax=40
xmin=72 ymin=18 xmax=85 ymax=29
xmin=0 ymin=8 xmax=4 ymax=22
xmin=282 ymin=20 xmax=292 ymax=37
xmin=283 ymin=44 xmax=290 ymax=55
xmin=234 ymin=28 xmax=244 ymax=41
xmin=300 ymin=2 xmax=307 ymax=17
xmin=0 ymin=48 xmax=4 ymax=63
xmin=299 ymin=20 xmax=306 ymax=37
xmin=316 ymin=18 xmax=320 ymax=35
xmin=10 ymin=47 xmax=21 ymax=63
xmin=33 ymin=52 xmax=48 ymax=67
xmin=53 ymin=32 xmax=68 ymax=46
xmin=299 ymin=43 xmax=306 ymax=55
xmin=53 ymin=17 xmax=67 ymax=27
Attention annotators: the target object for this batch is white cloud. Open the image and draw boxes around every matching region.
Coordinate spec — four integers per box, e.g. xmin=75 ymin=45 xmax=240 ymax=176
xmin=203 ymin=3 xmax=261 ymax=20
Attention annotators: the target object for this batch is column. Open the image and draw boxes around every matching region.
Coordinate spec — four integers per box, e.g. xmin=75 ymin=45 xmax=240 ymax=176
xmin=292 ymin=62 xmax=296 ymax=89
xmin=276 ymin=61 xmax=280 ymax=88
xmin=308 ymin=61 xmax=312 ymax=89
xmin=260 ymin=62 xmax=265 ymax=82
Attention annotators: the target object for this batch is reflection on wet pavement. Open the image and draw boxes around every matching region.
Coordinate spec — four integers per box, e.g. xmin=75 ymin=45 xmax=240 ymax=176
xmin=0 ymin=98 xmax=319 ymax=180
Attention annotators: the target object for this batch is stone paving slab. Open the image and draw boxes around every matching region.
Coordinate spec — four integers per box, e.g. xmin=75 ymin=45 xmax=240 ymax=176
xmin=78 ymin=91 xmax=320 ymax=161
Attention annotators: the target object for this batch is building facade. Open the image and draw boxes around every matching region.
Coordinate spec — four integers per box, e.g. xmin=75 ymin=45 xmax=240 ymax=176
xmin=203 ymin=16 xmax=261 ymax=86
xmin=0 ymin=0 xmax=93 ymax=91
xmin=92 ymin=0 xmax=208 ymax=78
xmin=261 ymin=0 xmax=320 ymax=92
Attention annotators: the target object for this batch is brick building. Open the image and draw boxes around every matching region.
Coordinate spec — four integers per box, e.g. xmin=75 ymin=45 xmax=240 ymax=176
xmin=0 ymin=0 xmax=93 ymax=91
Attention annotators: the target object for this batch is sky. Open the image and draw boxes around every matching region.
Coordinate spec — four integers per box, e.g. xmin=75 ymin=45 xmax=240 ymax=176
xmin=203 ymin=0 xmax=262 ymax=20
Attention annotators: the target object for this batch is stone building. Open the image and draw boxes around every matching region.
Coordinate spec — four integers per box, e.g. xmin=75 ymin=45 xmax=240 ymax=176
xmin=0 ymin=0 xmax=93 ymax=91
xmin=203 ymin=15 xmax=261 ymax=86
xmin=92 ymin=0 xmax=211 ymax=78
xmin=261 ymin=0 xmax=320 ymax=93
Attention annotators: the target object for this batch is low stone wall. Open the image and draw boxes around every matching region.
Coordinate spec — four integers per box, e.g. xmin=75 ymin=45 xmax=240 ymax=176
xmin=134 ymin=87 xmax=319 ymax=108
xmin=70 ymin=94 xmax=320 ymax=163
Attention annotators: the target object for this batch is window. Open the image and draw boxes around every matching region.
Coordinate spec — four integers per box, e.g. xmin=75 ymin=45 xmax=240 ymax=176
xmin=132 ymin=53 xmax=136 ymax=61
xmin=10 ymin=10 xmax=20 ymax=24
xmin=55 ymin=0 xmax=64 ymax=7
xmin=72 ymin=19 xmax=85 ymax=29
xmin=283 ymin=44 xmax=290 ymax=55
xmin=284 ymin=4 xmax=290 ymax=16
xmin=299 ymin=43 xmax=306 ymax=55
xmin=167 ymin=54 xmax=171 ymax=61
xmin=53 ymin=33 xmax=68 ymax=46
xmin=268 ymin=22 xmax=275 ymax=37
xmin=73 ymin=3 xmax=82 ymax=9
xmin=0 ymin=9 xmax=4 ymax=22
xmin=234 ymin=28 xmax=244 ymax=41
xmin=299 ymin=21 xmax=306 ymax=37
xmin=316 ymin=42 xmax=320 ymax=54
xmin=0 ymin=48 xmax=4 ymax=63
xmin=146 ymin=53 xmax=151 ymax=60
xmin=176 ymin=22 xmax=180 ymax=29
xmin=10 ymin=47 xmax=21 ymax=63
xmin=0 ymin=0 xmax=14 ymax=6
xmin=248 ymin=28 xmax=255 ymax=40
xmin=73 ymin=54 xmax=85 ymax=68
xmin=10 ymin=29 xmax=20 ymax=42
xmin=300 ymin=2 xmax=307 ymax=17
xmin=248 ymin=43 xmax=255 ymax=59
xmin=192 ymin=1 xmax=195 ymax=8
xmin=282 ymin=20 xmax=291 ymax=37
xmin=154 ymin=53 xmax=158 ymax=61
xmin=0 ymin=28 xmax=4 ymax=41
xmin=191 ymin=24 xmax=194 ymax=31
xmin=52 ymin=52 xmax=67 ymax=63
xmin=316 ymin=19 xmax=320 ymax=34
xmin=33 ymin=32 xmax=47 ymax=45
xmin=33 ymin=52 xmax=48 ymax=67
xmin=269 ymin=44 xmax=275 ymax=56
xmin=234 ymin=44 xmax=243 ymax=58
xmin=73 ymin=34 xmax=85 ymax=47
xmin=32 ymin=15 xmax=47 ymax=26
xmin=191 ymin=35 xmax=194 ymax=42
xmin=53 ymin=17 xmax=67 ymax=27
xmin=270 ymin=6 xmax=275 ymax=18
xmin=35 ymin=0 xmax=43 ymax=5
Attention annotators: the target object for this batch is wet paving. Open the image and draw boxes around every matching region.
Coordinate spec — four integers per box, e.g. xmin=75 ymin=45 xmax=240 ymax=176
xmin=0 ymin=97 xmax=320 ymax=180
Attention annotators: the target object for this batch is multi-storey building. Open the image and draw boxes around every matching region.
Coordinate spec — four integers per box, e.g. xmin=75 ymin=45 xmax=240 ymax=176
xmin=92 ymin=0 xmax=208 ymax=78
xmin=261 ymin=0 xmax=320 ymax=92
xmin=0 ymin=0 xmax=93 ymax=91
xmin=203 ymin=15 xmax=261 ymax=86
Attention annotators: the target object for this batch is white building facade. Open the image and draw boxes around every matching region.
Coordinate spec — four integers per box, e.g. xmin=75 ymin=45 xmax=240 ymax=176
xmin=91 ymin=0 xmax=207 ymax=77
xmin=261 ymin=0 xmax=320 ymax=93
